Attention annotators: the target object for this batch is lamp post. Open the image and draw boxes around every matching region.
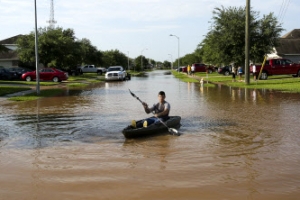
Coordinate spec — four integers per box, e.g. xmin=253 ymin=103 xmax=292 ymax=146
xmin=34 ymin=0 xmax=40 ymax=95
xmin=141 ymin=48 xmax=148 ymax=71
xmin=168 ymin=54 xmax=173 ymax=70
xmin=170 ymin=34 xmax=180 ymax=70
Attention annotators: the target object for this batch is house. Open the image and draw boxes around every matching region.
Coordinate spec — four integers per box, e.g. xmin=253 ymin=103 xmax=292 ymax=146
xmin=267 ymin=29 xmax=300 ymax=63
xmin=0 ymin=35 xmax=22 ymax=68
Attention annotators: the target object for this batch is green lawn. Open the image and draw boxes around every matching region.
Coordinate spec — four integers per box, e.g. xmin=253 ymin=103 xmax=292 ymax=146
xmin=173 ymin=71 xmax=300 ymax=93
xmin=8 ymin=88 xmax=64 ymax=101
xmin=0 ymin=86 xmax=31 ymax=96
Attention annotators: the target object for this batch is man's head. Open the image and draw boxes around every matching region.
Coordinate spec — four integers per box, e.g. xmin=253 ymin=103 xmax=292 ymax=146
xmin=158 ymin=91 xmax=166 ymax=103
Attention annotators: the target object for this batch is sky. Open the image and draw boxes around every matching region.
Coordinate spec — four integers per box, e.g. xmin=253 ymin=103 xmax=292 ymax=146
xmin=0 ymin=0 xmax=298 ymax=62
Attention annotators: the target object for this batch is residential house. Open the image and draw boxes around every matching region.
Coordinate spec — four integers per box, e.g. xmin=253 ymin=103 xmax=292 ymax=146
xmin=268 ymin=29 xmax=300 ymax=63
xmin=0 ymin=35 xmax=22 ymax=68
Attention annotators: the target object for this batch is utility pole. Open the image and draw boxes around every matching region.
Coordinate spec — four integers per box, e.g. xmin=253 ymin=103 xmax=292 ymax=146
xmin=245 ymin=0 xmax=250 ymax=84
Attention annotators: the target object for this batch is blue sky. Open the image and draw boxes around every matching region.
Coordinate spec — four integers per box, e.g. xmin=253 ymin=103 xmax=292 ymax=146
xmin=0 ymin=0 xmax=298 ymax=62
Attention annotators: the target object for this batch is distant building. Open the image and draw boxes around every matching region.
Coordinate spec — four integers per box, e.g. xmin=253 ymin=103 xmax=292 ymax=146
xmin=268 ymin=29 xmax=300 ymax=63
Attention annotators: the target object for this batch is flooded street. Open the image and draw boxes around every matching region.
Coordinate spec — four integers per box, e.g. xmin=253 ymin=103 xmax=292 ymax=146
xmin=1 ymin=71 xmax=300 ymax=200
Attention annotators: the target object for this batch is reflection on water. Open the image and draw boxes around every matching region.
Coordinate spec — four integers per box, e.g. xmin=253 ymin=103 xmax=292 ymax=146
xmin=1 ymin=71 xmax=300 ymax=199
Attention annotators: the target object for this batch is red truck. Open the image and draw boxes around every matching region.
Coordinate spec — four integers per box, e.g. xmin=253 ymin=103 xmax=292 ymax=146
xmin=250 ymin=58 xmax=300 ymax=80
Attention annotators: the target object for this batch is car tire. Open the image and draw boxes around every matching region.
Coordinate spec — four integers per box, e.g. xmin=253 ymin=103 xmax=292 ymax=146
xmin=224 ymin=71 xmax=230 ymax=76
xmin=97 ymin=71 xmax=102 ymax=75
xmin=260 ymin=71 xmax=268 ymax=80
xmin=208 ymin=69 xmax=213 ymax=74
xmin=297 ymin=70 xmax=300 ymax=77
xmin=25 ymin=76 xmax=32 ymax=82
xmin=52 ymin=77 xmax=59 ymax=82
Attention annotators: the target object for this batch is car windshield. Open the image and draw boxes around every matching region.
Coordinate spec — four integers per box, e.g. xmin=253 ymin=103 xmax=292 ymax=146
xmin=108 ymin=67 xmax=121 ymax=72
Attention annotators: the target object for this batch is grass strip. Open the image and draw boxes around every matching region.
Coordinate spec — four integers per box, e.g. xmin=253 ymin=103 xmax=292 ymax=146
xmin=0 ymin=80 xmax=59 ymax=86
xmin=173 ymin=71 xmax=300 ymax=93
xmin=0 ymin=86 xmax=31 ymax=96
xmin=8 ymin=88 xmax=64 ymax=101
xmin=67 ymin=83 xmax=89 ymax=87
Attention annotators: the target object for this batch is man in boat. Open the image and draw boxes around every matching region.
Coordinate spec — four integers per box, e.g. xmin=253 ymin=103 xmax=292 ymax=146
xmin=132 ymin=91 xmax=170 ymax=128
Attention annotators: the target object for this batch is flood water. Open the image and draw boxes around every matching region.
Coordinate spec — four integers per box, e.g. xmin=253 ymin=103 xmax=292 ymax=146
xmin=1 ymin=71 xmax=300 ymax=200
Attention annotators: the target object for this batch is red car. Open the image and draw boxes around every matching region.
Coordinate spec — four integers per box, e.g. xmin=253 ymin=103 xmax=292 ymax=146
xmin=22 ymin=68 xmax=68 ymax=82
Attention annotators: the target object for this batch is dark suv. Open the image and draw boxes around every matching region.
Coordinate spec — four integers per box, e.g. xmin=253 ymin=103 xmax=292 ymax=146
xmin=0 ymin=68 xmax=18 ymax=80
xmin=218 ymin=66 xmax=232 ymax=76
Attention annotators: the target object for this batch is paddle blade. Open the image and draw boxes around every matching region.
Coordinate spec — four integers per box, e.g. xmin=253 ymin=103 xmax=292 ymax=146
xmin=128 ymin=89 xmax=135 ymax=97
xmin=169 ymin=128 xmax=180 ymax=136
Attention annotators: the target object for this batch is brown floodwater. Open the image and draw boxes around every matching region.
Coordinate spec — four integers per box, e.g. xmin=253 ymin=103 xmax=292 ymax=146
xmin=0 ymin=71 xmax=300 ymax=200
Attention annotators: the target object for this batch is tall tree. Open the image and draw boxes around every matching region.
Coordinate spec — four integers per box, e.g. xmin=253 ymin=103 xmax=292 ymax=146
xmin=16 ymin=27 xmax=103 ymax=70
xmin=102 ymin=49 xmax=128 ymax=68
xmin=199 ymin=6 xmax=283 ymax=66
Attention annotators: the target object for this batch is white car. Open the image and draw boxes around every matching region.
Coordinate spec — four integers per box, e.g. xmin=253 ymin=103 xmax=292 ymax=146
xmin=105 ymin=66 xmax=127 ymax=81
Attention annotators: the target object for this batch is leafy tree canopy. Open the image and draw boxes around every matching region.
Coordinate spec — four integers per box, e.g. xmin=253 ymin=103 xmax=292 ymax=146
xmin=17 ymin=27 xmax=103 ymax=70
xmin=199 ymin=6 xmax=283 ymax=66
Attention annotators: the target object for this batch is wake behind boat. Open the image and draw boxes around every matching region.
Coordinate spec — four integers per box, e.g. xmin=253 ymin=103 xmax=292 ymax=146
xmin=122 ymin=116 xmax=181 ymax=138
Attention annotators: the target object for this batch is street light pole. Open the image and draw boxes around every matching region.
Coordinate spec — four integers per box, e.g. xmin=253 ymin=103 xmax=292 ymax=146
xmin=170 ymin=34 xmax=180 ymax=70
xmin=34 ymin=0 xmax=40 ymax=95
xmin=141 ymin=48 xmax=147 ymax=71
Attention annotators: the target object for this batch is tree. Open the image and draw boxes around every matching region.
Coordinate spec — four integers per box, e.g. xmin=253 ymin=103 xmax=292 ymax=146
xmin=78 ymin=38 xmax=102 ymax=66
xmin=163 ymin=60 xmax=171 ymax=69
xmin=199 ymin=6 xmax=283 ymax=66
xmin=102 ymin=49 xmax=128 ymax=68
xmin=134 ymin=55 xmax=149 ymax=71
xmin=180 ymin=53 xmax=201 ymax=66
xmin=16 ymin=27 xmax=103 ymax=70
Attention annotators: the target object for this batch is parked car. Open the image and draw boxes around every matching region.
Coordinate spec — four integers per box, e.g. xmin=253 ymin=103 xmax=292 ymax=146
xmin=8 ymin=67 xmax=33 ymax=79
xmin=176 ymin=66 xmax=185 ymax=72
xmin=182 ymin=63 xmax=214 ymax=73
xmin=218 ymin=66 xmax=232 ymax=76
xmin=21 ymin=68 xmax=68 ymax=82
xmin=79 ymin=65 xmax=106 ymax=75
xmin=105 ymin=66 xmax=128 ymax=81
xmin=0 ymin=68 xmax=18 ymax=80
xmin=67 ymin=66 xmax=82 ymax=76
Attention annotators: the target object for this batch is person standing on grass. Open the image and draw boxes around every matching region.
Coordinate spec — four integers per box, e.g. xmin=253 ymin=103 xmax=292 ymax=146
xmin=187 ymin=65 xmax=191 ymax=75
xmin=238 ymin=66 xmax=243 ymax=81
xmin=191 ymin=64 xmax=195 ymax=76
xmin=252 ymin=63 xmax=257 ymax=81
xmin=232 ymin=65 xmax=236 ymax=82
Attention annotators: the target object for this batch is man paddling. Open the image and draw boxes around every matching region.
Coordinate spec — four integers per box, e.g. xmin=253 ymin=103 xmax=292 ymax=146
xmin=132 ymin=91 xmax=170 ymax=128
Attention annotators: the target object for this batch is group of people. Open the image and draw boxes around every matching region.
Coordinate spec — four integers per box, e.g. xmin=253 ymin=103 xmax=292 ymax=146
xmin=231 ymin=64 xmax=257 ymax=82
xmin=231 ymin=66 xmax=243 ymax=82
xmin=186 ymin=65 xmax=195 ymax=76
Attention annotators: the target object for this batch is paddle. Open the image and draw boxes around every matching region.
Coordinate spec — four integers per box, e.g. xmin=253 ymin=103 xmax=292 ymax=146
xmin=128 ymin=89 xmax=180 ymax=136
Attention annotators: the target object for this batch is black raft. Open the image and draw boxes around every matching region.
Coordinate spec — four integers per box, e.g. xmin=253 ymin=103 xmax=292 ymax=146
xmin=122 ymin=116 xmax=181 ymax=139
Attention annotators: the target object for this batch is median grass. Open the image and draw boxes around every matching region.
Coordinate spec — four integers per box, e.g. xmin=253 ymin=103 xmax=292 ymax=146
xmin=8 ymin=88 xmax=64 ymax=101
xmin=67 ymin=73 xmax=104 ymax=82
xmin=0 ymin=80 xmax=59 ymax=86
xmin=0 ymin=86 xmax=31 ymax=96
